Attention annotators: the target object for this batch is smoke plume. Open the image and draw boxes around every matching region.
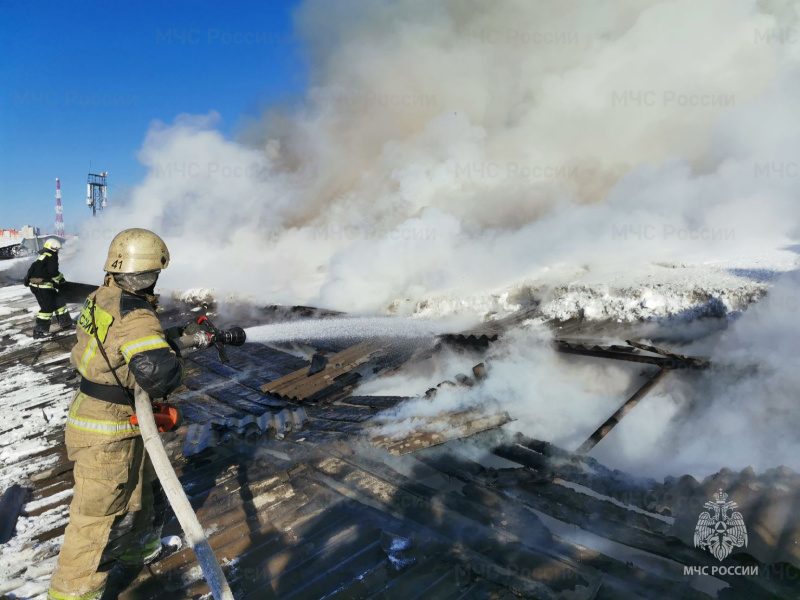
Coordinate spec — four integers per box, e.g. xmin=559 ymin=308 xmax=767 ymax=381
xmin=67 ymin=0 xmax=799 ymax=315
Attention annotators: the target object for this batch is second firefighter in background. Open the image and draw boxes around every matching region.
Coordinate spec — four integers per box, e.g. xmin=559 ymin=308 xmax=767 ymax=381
xmin=24 ymin=238 xmax=73 ymax=338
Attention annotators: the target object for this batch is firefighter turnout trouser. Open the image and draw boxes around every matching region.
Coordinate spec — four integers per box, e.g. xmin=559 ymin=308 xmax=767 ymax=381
xmin=48 ymin=395 xmax=166 ymax=600
xmin=31 ymin=284 xmax=68 ymax=334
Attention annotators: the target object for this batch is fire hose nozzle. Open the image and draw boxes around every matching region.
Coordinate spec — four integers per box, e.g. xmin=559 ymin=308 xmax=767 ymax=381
xmin=171 ymin=317 xmax=246 ymax=364
xmin=172 ymin=326 xmax=246 ymax=360
xmin=215 ymin=327 xmax=246 ymax=347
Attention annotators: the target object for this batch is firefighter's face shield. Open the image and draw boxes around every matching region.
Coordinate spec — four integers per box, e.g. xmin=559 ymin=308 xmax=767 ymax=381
xmin=113 ymin=270 xmax=160 ymax=294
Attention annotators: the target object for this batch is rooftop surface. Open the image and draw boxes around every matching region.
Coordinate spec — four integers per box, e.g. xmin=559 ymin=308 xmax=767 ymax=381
xmin=1 ymin=280 xmax=799 ymax=600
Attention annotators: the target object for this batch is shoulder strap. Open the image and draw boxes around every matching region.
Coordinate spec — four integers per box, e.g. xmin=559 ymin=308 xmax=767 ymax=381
xmin=90 ymin=297 xmax=135 ymax=408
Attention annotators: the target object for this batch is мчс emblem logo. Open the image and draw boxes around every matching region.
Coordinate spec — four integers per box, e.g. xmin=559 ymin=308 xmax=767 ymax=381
xmin=694 ymin=489 xmax=748 ymax=561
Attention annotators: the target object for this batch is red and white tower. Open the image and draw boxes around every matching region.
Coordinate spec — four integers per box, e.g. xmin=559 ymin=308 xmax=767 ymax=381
xmin=55 ymin=178 xmax=65 ymax=237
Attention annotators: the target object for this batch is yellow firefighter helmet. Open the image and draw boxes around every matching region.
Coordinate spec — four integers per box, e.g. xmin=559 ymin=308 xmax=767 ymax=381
xmin=104 ymin=228 xmax=170 ymax=273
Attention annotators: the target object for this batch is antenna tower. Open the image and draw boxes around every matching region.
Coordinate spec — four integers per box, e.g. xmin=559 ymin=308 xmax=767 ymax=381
xmin=86 ymin=172 xmax=108 ymax=217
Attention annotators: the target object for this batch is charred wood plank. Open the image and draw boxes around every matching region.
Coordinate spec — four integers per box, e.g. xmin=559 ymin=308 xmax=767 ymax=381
xmin=626 ymin=339 xmax=711 ymax=369
xmin=493 ymin=433 xmax=660 ymax=513
xmin=576 ymin=368 xmax=670 ymax=455
xmin=555 ymin=339 xmax=709 ymax=370
xmin=340 ymin=396 xmax=410 ymax=411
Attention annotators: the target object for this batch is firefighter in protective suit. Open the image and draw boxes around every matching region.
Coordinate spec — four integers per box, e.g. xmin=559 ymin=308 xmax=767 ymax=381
xmin=48 ymin=229 xmax=185 ymax=600
xmin=24 ymin=238 xmax=73 ymax=338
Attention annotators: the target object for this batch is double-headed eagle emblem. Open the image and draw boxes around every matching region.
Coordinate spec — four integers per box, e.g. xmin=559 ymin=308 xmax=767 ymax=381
xmin=694 ymin=489 xmax=748 ymax=561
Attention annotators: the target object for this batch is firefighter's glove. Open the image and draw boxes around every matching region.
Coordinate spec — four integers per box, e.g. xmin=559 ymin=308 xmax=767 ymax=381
xmin=130 ymin=403 xmax=183 ymax=432
xmin=184 ymin=315 xmax=214 ymax=336
xmin=163 ymin=325 xmax=185 ymax=355
xmin=163 ymin=322 xmax=185 ymax=338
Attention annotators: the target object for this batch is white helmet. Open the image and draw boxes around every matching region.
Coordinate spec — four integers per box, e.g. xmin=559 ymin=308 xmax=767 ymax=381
xmin=104 ymin=228 xmax=170 ymax=273
xmin=44 ymin=239 xmax=62 ymax=251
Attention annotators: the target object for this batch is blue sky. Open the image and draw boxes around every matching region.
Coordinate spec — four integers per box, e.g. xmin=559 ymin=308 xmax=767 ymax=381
xmin=0 ymin=0 xmax=306 ymax=233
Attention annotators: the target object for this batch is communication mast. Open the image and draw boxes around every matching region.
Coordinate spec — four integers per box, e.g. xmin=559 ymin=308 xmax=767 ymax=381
xmin=54 ymin=178 xmax=65 ymax=237
xmin=86 ymin=172 xmax=108 ymax=217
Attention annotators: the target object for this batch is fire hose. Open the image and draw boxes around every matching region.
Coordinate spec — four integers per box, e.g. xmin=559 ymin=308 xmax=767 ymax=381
xmin=134 ymin=320 xmax=246 ymax=600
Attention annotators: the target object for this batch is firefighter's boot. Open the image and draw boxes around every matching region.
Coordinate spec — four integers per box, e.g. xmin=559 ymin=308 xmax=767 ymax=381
xmin=57 ymin=309 xmax=74 ymax=330
xmin=33 ymin=317 xmax=51 ymax=339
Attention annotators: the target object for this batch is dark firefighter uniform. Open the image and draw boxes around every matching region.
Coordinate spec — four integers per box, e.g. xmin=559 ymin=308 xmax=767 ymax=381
xmin=47 ymin=275 xmax=184 ymax=600
xmin=24 ymin=245 xmax=71 ymax=336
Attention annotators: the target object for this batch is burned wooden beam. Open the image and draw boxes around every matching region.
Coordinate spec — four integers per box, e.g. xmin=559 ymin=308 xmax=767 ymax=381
xmin=555 ymin=340 xmax=664 ymax=365
xmin=576 ymin=367 xmax=670 ymax=455
xmin=626 ymin=339 xmax=711 ymax=369
xmin=554 ymin=339 xmax=709 ymax=370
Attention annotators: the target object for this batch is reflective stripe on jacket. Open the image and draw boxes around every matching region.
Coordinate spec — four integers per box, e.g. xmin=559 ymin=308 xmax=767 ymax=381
xmin=66 ymin=392 xmax=140 ymax=436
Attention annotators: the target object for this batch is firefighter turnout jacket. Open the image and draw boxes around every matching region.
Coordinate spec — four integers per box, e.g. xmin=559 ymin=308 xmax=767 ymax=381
xmin=25 ymin=248 xmax=65 ymax=289
xmin=67 ymin=276 xmax=184 ymax=444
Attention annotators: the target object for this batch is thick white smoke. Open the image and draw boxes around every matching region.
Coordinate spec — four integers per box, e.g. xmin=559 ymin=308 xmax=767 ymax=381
xmin=68 ymin=0 xmax=799 ymax=316
xmin=629 ymin=269 xmax=800 ymax=476
xmin=365 ymin=277 xmax=800 ymax=480
xmin=361 ymin=325 xmax=643 ymax=451
xmin=589 ymin=268 xmax=800 ymax=477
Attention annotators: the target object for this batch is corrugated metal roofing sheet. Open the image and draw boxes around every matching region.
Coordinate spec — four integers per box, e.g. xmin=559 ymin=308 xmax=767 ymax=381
xmin=260 ymin=341 xmax=385 ymax=401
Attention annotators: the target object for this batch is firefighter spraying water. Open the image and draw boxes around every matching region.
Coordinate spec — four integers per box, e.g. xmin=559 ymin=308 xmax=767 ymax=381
xmin=47 ymin=228 xmax=245 ymax=600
